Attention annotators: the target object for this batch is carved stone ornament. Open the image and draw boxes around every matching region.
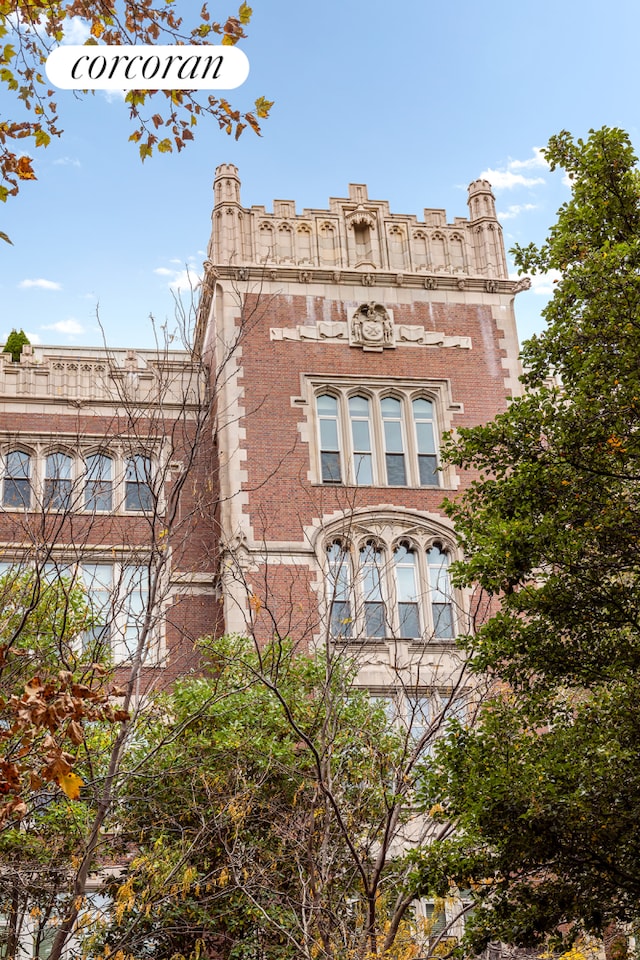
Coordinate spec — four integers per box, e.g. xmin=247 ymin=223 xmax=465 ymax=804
xmin=513 ymin=276 xmax=532 ymax=294
xmin=362 ymin=274 xmax=375 ymax=287
xmin=236 ymin=267 xmax=249 ymax=281
xmin=485 ymin=279 xmax=498 ymax=293
xmin=299 ymin=270 xmax=312 ymax=283
xmin=346 ymin=205 xmax=376 ymax=231
xmin=350 ymin=302 xmax=395 ymax=351
xmin=424 ymin=276 xmax=437 ymax=290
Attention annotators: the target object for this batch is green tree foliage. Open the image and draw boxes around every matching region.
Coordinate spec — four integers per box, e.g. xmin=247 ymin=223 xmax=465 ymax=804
xmin=415 ymin=127 xmax=640 ymax=953
xmin=87 ymin=636 xmax=437 ymax=960
xmin=2 ymin=327 xmax=29 ymax=361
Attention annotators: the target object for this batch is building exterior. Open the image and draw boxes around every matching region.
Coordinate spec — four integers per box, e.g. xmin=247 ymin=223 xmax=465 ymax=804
xmin=0 ymin=343 xmax=219 ymax=689
xmin=0 ymin=171 xmax=524 ymax=698
xmin=194 ymin=165 xmax=524 ymax=701
xmin=0 ymin=170 xmax=527 ymax=958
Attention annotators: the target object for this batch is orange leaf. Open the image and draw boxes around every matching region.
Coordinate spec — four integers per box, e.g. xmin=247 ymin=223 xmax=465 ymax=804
xmin=57 ymin=771 xmax=83 ymax=800
xmin=16 ymin=156 xmax=36 ymax=180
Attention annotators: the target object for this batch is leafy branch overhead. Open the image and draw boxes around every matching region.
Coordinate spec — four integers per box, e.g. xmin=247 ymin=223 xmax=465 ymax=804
xmin=0 ymin=1 xmax=273 ymax=201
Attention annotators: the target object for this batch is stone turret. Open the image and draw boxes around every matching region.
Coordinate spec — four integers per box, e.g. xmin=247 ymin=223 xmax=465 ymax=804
xmin=209 ymin=164 xmax=245 ymax=263
xmin=467 ymin=179 xmax=507 ymax=277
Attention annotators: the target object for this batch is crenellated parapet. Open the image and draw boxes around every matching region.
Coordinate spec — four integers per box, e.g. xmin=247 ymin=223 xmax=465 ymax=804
xmin=207 ymin=166 xmax=509 ymax=281
xmin=0 ymin=345 xmax=205 ymax=410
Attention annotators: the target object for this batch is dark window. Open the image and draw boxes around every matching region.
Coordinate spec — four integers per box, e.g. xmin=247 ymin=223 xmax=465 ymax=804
xmin=3 ymin=450 xmax=31 ymax=508
xmin=327 ymin=541 xmax=351 ymax=638
xmin=44 ymin=452 xmax=72 ymax=510
xmin=413 ymin=398 xmax=439 ymax=486
xmin=317 ymin=395 xmax=342 ymax=483
xmin=85 ymin=454 xmax=113 ymax=512
xmin=125 ymin=455 xmax=152 ymax=512
xmin=381 ymin=397 xmax=407 ymax=486
xmin=428 ymin=545 xmax=455 ymax=639
xmin=360 ymin=542 xmax=386 ymax=638
xmin=394 ymin=543 xmax=421 ymax=639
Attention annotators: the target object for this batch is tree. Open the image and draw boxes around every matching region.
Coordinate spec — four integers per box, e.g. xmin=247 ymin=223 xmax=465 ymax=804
xmin=414 ymin=127 xmax=640 ymax=954
xmin=86 ymin=634 xmax=468 ymax=960
xmin=2 ymin=328 xmax=29 ymax=361
xmin=0 ymin=1 xmax=272 ymax=209
xmin=0 ymin=567 xmax=126 ymax=957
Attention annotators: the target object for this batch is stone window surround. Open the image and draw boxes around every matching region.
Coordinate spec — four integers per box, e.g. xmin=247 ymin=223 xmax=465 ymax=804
xmin=0 ymin=555 xmax=162 ymax=665
xmin=304 ymin=375 xmax=462 ymax=489
xmin=323 ymin=529 xmax=458 ymax=645
xmin=0 ymin=440 xmax=159 ymax=515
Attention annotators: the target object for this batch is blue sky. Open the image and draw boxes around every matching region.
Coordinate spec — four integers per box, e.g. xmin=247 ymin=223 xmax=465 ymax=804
xmin=2 ymin=0 xmax=640 ymax=349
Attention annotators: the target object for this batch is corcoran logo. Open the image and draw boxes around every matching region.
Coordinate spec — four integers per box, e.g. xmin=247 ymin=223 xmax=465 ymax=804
xmin=46 ymin=45 xmax=249 ymax=90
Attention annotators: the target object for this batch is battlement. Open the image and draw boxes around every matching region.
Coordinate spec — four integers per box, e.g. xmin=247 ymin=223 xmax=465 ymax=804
xmin=207 ymin=166 xmax=508 ymax=280
xmin=0 ymin=344 xmax=204 ymax=409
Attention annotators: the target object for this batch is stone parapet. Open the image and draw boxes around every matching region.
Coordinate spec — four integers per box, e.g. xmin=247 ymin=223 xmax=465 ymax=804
xmin=207 ymin=166 xmax=508 ymax=280
xmin=0 ymin=345 xmax=205 ymax=409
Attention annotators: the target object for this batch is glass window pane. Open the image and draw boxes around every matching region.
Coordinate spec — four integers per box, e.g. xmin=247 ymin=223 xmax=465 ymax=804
xmin=386 ymin=454 xmax=406 ymax=486
xmin=399 ymin=602 xmax=420 ymax=639
xmin=433 ymin=603 xmax=454 ymax=639
xmin=383 ymin=420 xmax=403 ymax=453
xmin=364 ymin=601 xmax=385 ymax=638
xmin=46 ymin=452 xmax=72 ymax=479
xmin=7 ymin=451 xmax=29 ymax=478
xmin=320 ymin=418 xmax=339 ymax=450
xmin=353 ymin=453 xmax=372 ymax=485
xmin=330 ymin=600 xmax=352 ymax=639
xmin=413 ymin=398 xmax=433 ymax=418
xmin=351 ymin=419 xmax=371 ymax=451
xmin=317 ymin=394 xmax=338 ymax=415
xmin=381 ymin=397 xmax=401 ymax=417
xmin=396 ymin=564 xmax=417 ymax=603
xmin=321 ymin=452 xmax=341 ymax=483
xmin=415 ymin=421 xmax=436 ymax=455
xmin=3 ymin=478 xmax=30 ymax=508
xmin=418 ymin=455 xmax=439 ymax=486
xmin=4 ymin=452 xmax=31 ymax=508
xmin=125 ymin=456 xmax=152 ymax=511
xmin=349 ymin=395 xmax=369 ymax=417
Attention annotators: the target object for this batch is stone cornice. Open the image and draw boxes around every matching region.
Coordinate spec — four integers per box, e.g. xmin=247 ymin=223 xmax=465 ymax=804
xmin=204 ymin=261 xmax=529 ymax=295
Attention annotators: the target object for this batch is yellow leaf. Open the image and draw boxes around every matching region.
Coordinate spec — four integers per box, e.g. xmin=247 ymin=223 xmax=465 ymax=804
xmin=90 ymin=21 xmax=104 ymax=38
xmin=239 ymin=3 xmax=252 ymax=24
xmin=58 ymin=771 xmax=83 ymax=800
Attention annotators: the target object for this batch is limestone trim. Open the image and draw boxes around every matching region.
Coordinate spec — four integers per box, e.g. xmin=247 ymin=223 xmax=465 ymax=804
xmin=300 ymin=375 xmax=463 ymax=490
xmin=207 ymin=263 xmax=524 ymax=293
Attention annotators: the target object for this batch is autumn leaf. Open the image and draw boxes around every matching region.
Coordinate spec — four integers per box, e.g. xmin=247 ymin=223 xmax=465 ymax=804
xmin=57 ymin=771 xmax=83 ymax=800
xmin=16 ymin=155 xmax=36 ymax=180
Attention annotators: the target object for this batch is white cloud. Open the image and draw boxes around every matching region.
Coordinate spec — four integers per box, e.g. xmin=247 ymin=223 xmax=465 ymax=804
xmin=169 ymin=268 xmax=202 ymax=293
xmin=53 ymin=156 xmax=81 ymax=168
xmin=529 ymin=270 xmax=562 ymax=295
xmin=101 ymin=89 xmax=127 ymax=103
xmin=41 ymin=318 xmax=85 ymax=335
xmin=19 ymin=278 xmax=62 ymax=291
xmin=508 ymin=147 xmax=548 ymax=171
xmin=480 ymin=148 xmax=549 ymax=191
xmin=480 ymin=168 xmax=545 ymax=190
xmin=154 ymin=259 xmax=203 ymax=294
xmin=60 ymin=17 xmax=91 ymax=44
xmin=497 ymin=203 xmax=538 ymax=221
